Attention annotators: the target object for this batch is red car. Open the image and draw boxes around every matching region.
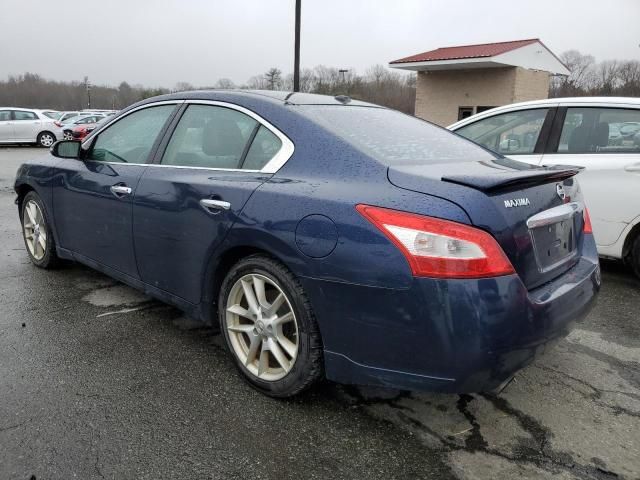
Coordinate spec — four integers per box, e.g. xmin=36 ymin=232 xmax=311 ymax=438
xmin=70 ymin=117 xmax=109 ymax=140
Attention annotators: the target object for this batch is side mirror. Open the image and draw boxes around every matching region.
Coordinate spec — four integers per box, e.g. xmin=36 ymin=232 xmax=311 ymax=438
xmin=51 ymin=140 xmax=81 ymax=159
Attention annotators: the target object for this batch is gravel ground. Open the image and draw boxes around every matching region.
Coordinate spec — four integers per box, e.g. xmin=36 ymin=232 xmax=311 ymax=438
xmin=1 ymin=147 xmax=639 ymax=480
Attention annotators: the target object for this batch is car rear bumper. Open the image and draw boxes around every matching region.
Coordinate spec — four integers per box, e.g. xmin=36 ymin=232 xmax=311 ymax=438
xmin=304 ymin=237 xmax=601 ymax=393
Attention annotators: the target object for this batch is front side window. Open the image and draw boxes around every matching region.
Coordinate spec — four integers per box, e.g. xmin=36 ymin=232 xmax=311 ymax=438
xmin=88 ymin=105 xmax=175 ymax=163
xmin=13 ymin=111 xmax=38 ymax=121
xmin=456 ymin=108 xmax=549 ymax=155
xmin=558 ymin=107 xmax=640 ymax=154
xmin=162 ymin=105 xmax=263 ymax=169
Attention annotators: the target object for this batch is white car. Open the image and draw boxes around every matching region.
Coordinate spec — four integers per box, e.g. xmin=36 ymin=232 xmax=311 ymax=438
xmin=0 ymin=107 xmax=65 ymax=147
xmin=449 ymin=97 xmax=640 ymax=277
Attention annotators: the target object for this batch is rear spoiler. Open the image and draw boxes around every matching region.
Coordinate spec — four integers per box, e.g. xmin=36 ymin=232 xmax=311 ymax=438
xmin=442 ymin=165 xmax=582 ymax=193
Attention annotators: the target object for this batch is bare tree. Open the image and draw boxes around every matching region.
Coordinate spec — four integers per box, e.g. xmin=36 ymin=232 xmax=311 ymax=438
xmin=173 ymin=81 xmax=194 ymax=92
xmin=264 ymin=68 xmax=283 ymax=90
xmin=214 ymin=78 xmax=236 ymax=89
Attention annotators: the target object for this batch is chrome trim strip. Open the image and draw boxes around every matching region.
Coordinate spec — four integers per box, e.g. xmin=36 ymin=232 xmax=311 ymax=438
xmin=82 ymin=99 xmax=295 ymax=175
xmin=526 ymin=202 xmax=582 ymax=229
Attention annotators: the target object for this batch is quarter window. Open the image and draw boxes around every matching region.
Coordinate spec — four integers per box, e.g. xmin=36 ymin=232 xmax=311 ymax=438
xmin=456 ymin=109 xmax=549 ymax=155
xmin=557 ymin=107 xmax=640 ymax=154
xmin=162 ymin=104 xmax=275 ymax=170
xmin=242 ymin=126 xmax=282 ymax=170
xmin=13 ymin=111 xmax=38 ymax=121
xmin=88 ymin=105 xmax=175 ymax=163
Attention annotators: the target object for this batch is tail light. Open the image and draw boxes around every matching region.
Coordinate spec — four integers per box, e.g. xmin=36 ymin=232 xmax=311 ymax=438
xmin=583 ymin=207 xmax=593 ymax=234
xmin=356 ymin=205 xmax=515 ymax=279
xmin=54 ymin=121 xmax=62 ymax=127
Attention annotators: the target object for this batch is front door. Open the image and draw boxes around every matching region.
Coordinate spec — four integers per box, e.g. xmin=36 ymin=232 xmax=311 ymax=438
xmin=133 ymin=102 xmax=286 ymax=304
xmin=52 ymin=103 xmax=178 ymax=279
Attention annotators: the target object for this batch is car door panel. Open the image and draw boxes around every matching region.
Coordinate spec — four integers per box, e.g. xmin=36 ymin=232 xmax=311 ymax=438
xmin=53 ymin=160 xmax=146 ymax=276
xmin=51 ymin=103 xmax=179 ymax=278
xmin=12 ymin=111 xmax=40 ymax=141
xmin=133 ymin=167 xmax=267 ymax=304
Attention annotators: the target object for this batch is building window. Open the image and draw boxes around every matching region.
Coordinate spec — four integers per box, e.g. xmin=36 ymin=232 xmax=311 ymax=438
xmin=458 ymin=107 xmax=474 ymax=120
xmin=476 ymin=106 xmax=497 ymax=114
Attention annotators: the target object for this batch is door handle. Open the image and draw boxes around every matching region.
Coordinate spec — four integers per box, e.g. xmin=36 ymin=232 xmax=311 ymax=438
xmin=200 ymin=198 xmax=231 ymax=212
xmin=110 ymin=185 xmax=132 ymax=197
xmin=624 ymin=163 xmax=640 ymax=172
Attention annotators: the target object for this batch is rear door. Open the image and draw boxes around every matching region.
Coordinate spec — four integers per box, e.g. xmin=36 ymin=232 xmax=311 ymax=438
xmin=133 ymin=101 xmax=290 ymax=304
xmin=0 ymin=110 xmax=14 ymax=141
xmin=454 ymin=107 xmax=556 ymax=166
xmin=12 ymin=110 xmax=40 ymax=141
xmin=52 ymin=103 xmax=179 ymax=278
xmin=541 ymin=105 xmax=640 ymax=248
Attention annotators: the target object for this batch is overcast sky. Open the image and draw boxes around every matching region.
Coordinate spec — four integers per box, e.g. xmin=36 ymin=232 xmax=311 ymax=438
xmin=2 ymin=0 xmax=639 ymax=88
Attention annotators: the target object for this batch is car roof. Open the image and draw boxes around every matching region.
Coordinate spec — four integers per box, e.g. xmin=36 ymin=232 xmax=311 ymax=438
xmin=449 ymin=96 xmax=640 ymax=129
xmin=134 ymin=89 xmax=380 ymax=108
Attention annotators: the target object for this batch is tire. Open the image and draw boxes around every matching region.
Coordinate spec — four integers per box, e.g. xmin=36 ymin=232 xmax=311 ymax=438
xmin=631 ymin=234 xmax=640 ymax=279
xmin=218 ymin=254 xmax=323 ymax=397
xmin=37 ymin=131 xmax=56 ymax=148
xmin=20 ymin=191 xmax=60 ymax=269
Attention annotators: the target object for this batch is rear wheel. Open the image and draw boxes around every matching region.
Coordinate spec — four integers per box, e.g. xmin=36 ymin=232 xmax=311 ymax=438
xmin=37 ymin=131 xmax=55 ymax=147
xmin=218 ymin=255 xmax=323 ymax=397
xmin=21 ymin=191 xmax=60 ymax=268
xmin=63 ymin=131 xmax=73 ymax=140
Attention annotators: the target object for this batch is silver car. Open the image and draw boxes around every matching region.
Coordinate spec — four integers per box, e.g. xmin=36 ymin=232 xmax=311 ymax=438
xmin=0 ymin=107 xmax=64 ymax=147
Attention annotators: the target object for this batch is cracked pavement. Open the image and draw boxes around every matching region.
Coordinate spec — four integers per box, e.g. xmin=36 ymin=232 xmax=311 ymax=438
xmin=1 ymin=148 xmax=639 ymax=479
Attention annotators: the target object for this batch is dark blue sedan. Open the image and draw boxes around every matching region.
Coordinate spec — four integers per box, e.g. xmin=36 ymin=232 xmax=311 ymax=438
xmin=15 ymin=90 xmax=601 ymax=397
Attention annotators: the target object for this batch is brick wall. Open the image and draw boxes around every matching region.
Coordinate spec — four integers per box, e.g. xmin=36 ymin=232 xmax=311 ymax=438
xmin=415 ymin=67 xmax=550 ymax=126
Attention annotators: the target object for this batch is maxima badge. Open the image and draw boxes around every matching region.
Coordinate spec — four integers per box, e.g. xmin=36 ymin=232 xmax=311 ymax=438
xmin=504 ymin=198 xmax=530 ymax=208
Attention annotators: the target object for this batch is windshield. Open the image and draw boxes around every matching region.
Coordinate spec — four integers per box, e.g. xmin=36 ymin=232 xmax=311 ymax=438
xmin=63 ymin=115 xmax=89 ymax=125
xmin=301 ymin=106 xmax=496 ymax=165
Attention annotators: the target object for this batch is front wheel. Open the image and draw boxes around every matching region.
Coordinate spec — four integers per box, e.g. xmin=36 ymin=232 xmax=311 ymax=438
xmin=37 ymin=131 xmax=55 ymax=147
xmin=218 ymin=255 xmax=323 ymax=397
xmin=630 ymin=234 xmax=640 ymax=279
xmin=21 ymin=191 xmax=60 ymax=268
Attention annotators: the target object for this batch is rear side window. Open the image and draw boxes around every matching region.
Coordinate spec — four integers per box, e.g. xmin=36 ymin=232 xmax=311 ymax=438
xmin=301 ymin=106 xmax=495 ymax=165
xmin=558 ymin=107 xmax=640 ymax=153
xmin=162 ymin=105 xmax=261 ymax=169
xmin=13 ymin=111 xmax=38 ymax=121
xmin=42 ymin=111 xmax=59 ymax=119
xmin=0 ymin=110 xmax=11 ymax=121
xmin=456 ymin=109 xmax=549 ymax=155
xmin=88 ymin=105 xmax=175 ymax=163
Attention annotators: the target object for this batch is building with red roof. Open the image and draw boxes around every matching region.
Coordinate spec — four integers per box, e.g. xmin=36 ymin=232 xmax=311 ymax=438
xmin=389 ymin=39 xmax=569 ymax=126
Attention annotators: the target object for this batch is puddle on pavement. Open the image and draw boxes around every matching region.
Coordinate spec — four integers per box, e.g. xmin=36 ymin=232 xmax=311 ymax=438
xmin=82 ymin=284 xmax=150 ymax=308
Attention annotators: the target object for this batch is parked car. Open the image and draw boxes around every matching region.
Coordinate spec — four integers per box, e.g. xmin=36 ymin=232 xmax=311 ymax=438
xmin=71 ymin=116 xmax=110 ymax=141
xmin=0 ymin=107 xmax=64 ymax=147
xmin=61 ymin=114 xmax=106 ymax=140
xmin=58 ymin=111 xmax=108 ymax=123
xmin=449 ymin=97 xmax=640 ymax=278
xmin=14 ymin=91 xmax=600 ymax=398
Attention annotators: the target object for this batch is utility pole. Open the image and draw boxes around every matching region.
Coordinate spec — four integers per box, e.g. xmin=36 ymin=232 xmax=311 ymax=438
xmin=293 ymin=0 xmax=301 ymax=92
xmin=339 ymin=69 xmax=349 ymax=83
xmin=84 ymin=76 xmax=91 ymax=109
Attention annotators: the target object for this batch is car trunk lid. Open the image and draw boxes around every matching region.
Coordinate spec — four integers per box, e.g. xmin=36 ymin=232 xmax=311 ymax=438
xmin=387 ymin=159 xmax=585 ymax=290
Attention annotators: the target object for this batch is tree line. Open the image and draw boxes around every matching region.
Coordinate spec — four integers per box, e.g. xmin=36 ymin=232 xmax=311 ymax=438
xmin=0 ymin=65 xmax=416 ymax=114
xmin=0 ymin=51 xmax=638 ymax=114
xmin=550 ymin=50 xmax=640 ymax=97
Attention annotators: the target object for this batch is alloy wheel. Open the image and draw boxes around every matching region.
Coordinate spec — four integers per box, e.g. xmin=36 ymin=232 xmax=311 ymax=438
xmin=225 ymin=273 xmax=299 ymax=381
xmin=40 ymin=133 xmax=54 ymax=147
xmin=23 ymin=200 xmax=47 ymax=260
xmin=63 ymin=132 xmax=73 ymax=140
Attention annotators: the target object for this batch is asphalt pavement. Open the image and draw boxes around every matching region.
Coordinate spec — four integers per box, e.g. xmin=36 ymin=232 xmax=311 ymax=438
xmin=1 ymin=147 xmax=639 ymax=480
